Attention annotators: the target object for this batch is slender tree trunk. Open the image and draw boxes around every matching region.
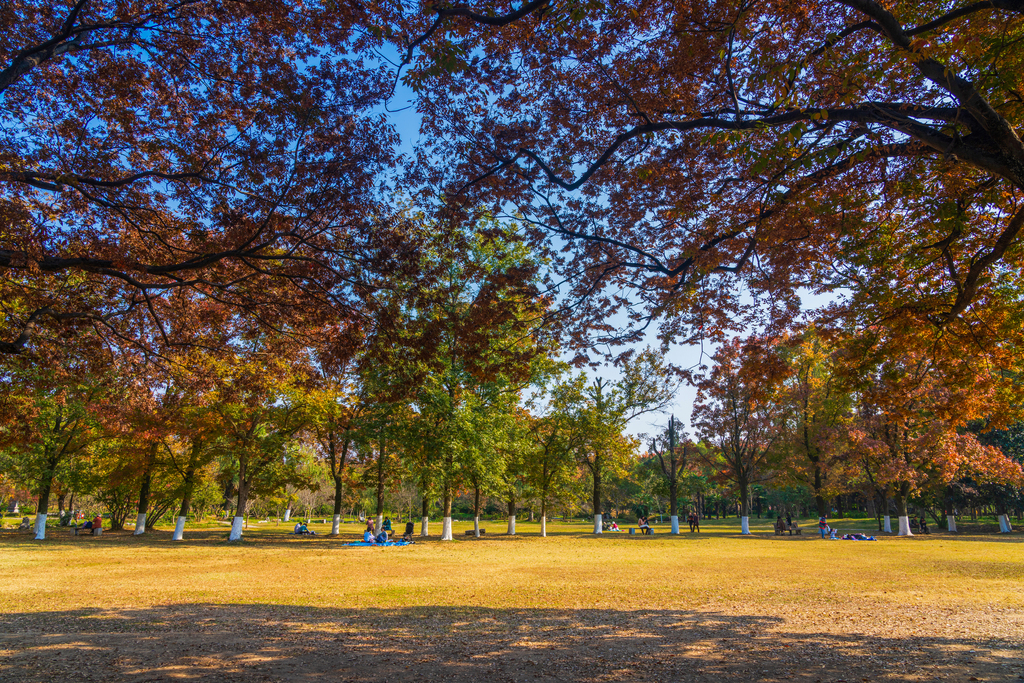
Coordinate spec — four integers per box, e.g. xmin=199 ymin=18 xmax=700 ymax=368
xmin=230 ymin=467 xmax=249 ymax=541
xmin=473 ymin=485 xmax=481 ymax=537
xmin=135 ymin=443 xmax=157 ymax=536
xmin=592 ymin=456 xmax=603 ymax=534
xmin=420 ymin=497 xmax=430 ymax=537
xmin=540 ymin=497 xmax=547 ymax=538
xmin=34 ymin=471 xmax=53 ymax=541
xmin=331 ymin=474 xmax=344 ymax=536
xmin=739 ymin=477 xmax=751 ymax=535
xmin=507 ymin=496 xmax=516 ymax=535
xmin=172 ymin=464 xmax=197 ymax=541
xmin=441 ymin=490 xmax=453 ymax=541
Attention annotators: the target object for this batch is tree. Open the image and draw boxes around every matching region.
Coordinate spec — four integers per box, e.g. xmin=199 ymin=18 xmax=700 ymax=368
xmin=848 ymin=351 xmax=1024 ymax=535
xmin=649 ymin=415 xmax=695 ymax=534
xmin=567 ymin=348 xmax=676 ymax=534
xmin=0 ymin=352 xmax=115 ymax=539
xmin=693 ymin=338 xmax=785 ymax=535
xmin=399 ymin=2 xmax=1024 ymax=372
xmin=210 ymin=341 xmax=309 ymax=540
xmin=525 ymin=369 xmax=584 ymax=537
xmin=1 ymin=1 xmax=404 ymax=360
xmin=775 ymin=330 xmax=855 ymax=519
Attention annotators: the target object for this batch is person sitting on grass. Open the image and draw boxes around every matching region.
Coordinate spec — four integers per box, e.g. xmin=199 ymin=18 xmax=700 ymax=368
xmin=364 ymin=521 xmax=375 ymax=543
xmin=609 ymin=520 xmax=620 ymax=531
xmin=18 ymin=516 xmax=30 ymax=531
xmin=919 ymin=516 xmax=929 ymax=534
xmin=294 ymin=521 xmax=304 ymax=534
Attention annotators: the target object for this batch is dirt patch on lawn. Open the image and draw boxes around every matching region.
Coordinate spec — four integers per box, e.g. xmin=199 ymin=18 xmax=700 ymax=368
xmin=1 ymin=603 xmax=1021 ymax=682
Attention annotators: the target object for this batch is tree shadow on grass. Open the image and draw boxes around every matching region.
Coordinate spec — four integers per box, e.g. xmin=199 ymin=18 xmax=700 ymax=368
xmin=0 ymin=604 xmax=1019 ymax=682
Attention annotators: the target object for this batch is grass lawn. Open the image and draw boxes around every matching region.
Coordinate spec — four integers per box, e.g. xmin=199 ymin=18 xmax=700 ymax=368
xmin=0 ymin=517 xmax=1021 ymax=682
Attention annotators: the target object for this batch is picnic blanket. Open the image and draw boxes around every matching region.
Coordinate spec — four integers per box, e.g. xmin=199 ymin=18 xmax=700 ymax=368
xmin=343 ymin=540 xmax=413 ymax=547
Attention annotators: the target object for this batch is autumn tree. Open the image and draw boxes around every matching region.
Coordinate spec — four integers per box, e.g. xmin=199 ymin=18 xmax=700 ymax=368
xmin=0 ymin=349 xmax=117 ymax=539
xmin=210 ymin=340 xmax=310 ymax=540
xmin=0 ymin=0 xmax=405 ymax=361
xmin=648 ymin=414 xmax=695 ymax=534
xmin=775 ymin=330 xmax=855 ymax=519
xmin=693 ymin=338 xmax=785 ymax=535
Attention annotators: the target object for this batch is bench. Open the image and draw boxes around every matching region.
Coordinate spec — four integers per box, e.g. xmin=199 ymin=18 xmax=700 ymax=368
xmin=788 ymin=523 xmax=801 ymax=535
xmin=464 ymin=529 xmax=486 ymax=535
xmin=630 ymin=527 xmax=654 ymax=535
xmin=774 ymin=522 xmax=786 ymax=535
xmin=71 ymin=526 xmax=103 ymax=536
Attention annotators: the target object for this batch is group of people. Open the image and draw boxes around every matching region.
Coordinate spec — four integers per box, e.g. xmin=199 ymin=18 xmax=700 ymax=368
xmin=293 ymin=521 xmax=316 ymax=535
xmin=76 ymin=515 xmax=104 ymax=534
xmin=687 ymin=511 xmax=700 ymax=532
xmin=363 ymin=517 xmax=416 ymax=544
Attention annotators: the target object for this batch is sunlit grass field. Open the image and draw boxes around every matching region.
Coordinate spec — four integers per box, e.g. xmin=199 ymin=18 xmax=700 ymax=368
xmin=1 ymin=516 xmax=1021 ymax=682
xmin=2 ymin=516 xmax=1020 ymax=616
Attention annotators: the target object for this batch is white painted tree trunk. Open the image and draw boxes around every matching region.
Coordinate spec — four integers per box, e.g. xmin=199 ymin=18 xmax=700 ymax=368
xmin=593 ymin=513 xmax=603 ymax=534
xmin=331 ymin=514 xmax=341 ymax=536
xmin=229 ymin=516 xmax=244 ymax=541
xmin=883 ymin=515 xmax=892 ymax=533
xmin=420 ymin=516 xmax=429 ymax=537
xmin=999 ymin=514 xmax=1012 ymax=533
xmin=133 ymin=513 xmax=147 ymax=535
xmin=172 ymin=516 xmax=186 ymax=540
xmin=375 ymin=514 xmax=384 ymax=535
xmin=541 ymin=516 xmax=547 ymax=537
xmin=507 ymin=514 xmax=516 ymax=535
xmin=947 ymin=516 xmax=957 ymax=533
xmin=473 ymin=516 xmax=480 ymax=537
xmin=670 ymin=515 xmax=679 ymax=534
xmin=33 ymin=513 xmax=47 ymax=540
xmin=898 ymin=515 xmax=913 ymax=536
xmin=283 ymin=508 xmax=291 ymax=522
xmin=441 ymin=516 xmax=453 ymax=541
xmin=740 ymin=516 xmax=750 ymax=535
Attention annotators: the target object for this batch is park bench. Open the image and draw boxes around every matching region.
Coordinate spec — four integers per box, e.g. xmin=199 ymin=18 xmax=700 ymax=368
xmin=464 ymin=529 xmax=486 ymax=535
xmin=629 ymin=527 xmax=654 ymax=535
xmin=774 ymin=521 xmax=787 ymax=535
xmin=70 ymin=526 xmax=102 ymax=536
xmin=787 ymin=523 xmax=802 ymax=535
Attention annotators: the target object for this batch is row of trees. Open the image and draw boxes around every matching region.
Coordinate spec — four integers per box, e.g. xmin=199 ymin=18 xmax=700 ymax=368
xmin=2 ymin=2 xmax=1024 ymax=541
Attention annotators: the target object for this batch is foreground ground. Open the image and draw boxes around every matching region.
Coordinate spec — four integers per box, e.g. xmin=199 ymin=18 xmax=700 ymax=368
xmin=0 ymin=517 xmax=1021 ymax=682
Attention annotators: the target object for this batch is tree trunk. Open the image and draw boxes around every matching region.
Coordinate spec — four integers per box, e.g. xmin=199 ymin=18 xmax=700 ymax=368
xmin=895 ymin=486 xmax=912 ymax=537
xmin=375 ymin=440 xmax=386 ymax=533
xmin=331 ymin=473 xmax=344 ymax=536
xmin=135 ymin=443 xmax=157 ymax=536
xmin=230 ymin=477 xmax=249 ymax=541
xmin=441 ymin=491 xmax=453 ymax=541
xmin=172 ymin=464 xmax=197 ymax=541
xmin=33 ymin=454 xmax=60 ymax=541
xmin=540 ymin=498 xmax=547 ymax=538
xmin=507 ymin=496 xmax=516 ymax=535
xmin=473 ymin=486 xmax=482 ymax=538
xmin=420 ymin=497 xmax=429 ymax=537
xmin=592 ymin=457 xmax=603 ymax=535
xmin=739 ymin=478 xmax=751 ymax=535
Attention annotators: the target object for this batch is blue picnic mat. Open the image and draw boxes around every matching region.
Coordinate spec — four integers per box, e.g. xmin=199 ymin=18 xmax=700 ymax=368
xmin=343 ymin=541 xmax=413 ymax=547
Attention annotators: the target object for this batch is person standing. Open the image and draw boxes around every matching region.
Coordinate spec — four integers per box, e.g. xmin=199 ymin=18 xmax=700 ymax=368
xmin=818 ymin=516 xmax=828 ymax=539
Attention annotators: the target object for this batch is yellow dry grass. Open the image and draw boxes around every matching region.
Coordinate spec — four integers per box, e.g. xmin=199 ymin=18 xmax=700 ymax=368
xmin=1 ymin=517 xmax=1021 ymax=682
